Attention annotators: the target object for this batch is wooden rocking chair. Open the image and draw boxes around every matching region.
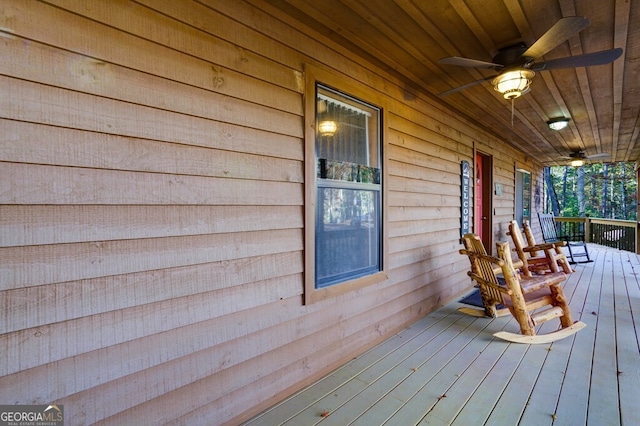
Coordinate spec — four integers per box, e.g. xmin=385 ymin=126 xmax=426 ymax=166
xmin=507 ymin=220 xmax=573 ymax=277
xmin=461 ymin=241 xmax=586 ymax=344
xmin=522 ymin=220 xmax=575 ymax=273
xmin=459 ymin=233 xmax=511 ymax=318
xmin=538 ymin=213 xmax=592 ymax=264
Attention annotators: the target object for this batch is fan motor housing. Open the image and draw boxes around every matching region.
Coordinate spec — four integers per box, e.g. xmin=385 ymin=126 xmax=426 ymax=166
xmin=493 ymin=43 xmax=529 ymax=67
xmin=569 ymin=151 xmax=586 ymax=159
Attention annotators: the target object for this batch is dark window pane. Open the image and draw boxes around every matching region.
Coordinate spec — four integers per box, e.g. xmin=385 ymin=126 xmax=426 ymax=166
xmin=315 ymin=188 xmax=380 ymax=288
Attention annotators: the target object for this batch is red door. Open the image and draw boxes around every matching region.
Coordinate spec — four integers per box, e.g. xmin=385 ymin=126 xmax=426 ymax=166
xmin=475 ymin=152 xmax=492 ymax=251
xmin=475 ymin=153 xmax=484 ymax=240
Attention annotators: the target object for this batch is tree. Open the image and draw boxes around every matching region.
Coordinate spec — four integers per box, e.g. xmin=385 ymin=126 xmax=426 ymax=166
xmin=544 ymin=167 xmax=561 ymax=215
xmin=545 ymin=162 xmax=637 ymax=221
xmin=602 ymin=164 xmax=609 ymax=217
xmin=577 ymin=166 xmax=585 ymax=216
xmin=621 ymin=162 xmax=629 ymax=218
xmin=561 ymin=166 xmax=569 ymax=207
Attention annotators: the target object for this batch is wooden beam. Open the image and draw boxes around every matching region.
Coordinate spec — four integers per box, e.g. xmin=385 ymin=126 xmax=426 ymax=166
xmin=612 ymin=0 xmax=631 ymax=160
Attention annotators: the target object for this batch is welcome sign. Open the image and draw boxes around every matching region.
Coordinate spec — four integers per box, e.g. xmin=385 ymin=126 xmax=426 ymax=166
xmin=461 ymin=160 xmax=471 ymax=237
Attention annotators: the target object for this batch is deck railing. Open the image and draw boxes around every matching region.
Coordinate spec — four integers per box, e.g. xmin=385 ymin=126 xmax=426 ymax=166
xmin=553 ymin=216 xmax=638 ymax=253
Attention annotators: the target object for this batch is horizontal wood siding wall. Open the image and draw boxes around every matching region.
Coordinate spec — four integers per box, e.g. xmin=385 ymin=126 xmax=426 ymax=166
xmin=0 ymin=0 xmax=542 ymax=424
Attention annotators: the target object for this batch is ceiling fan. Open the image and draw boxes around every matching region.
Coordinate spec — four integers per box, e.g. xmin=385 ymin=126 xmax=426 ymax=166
xmin=561 ymin=150 xmax=610 ymax=166
xmin=438 ymin=17 xmax=623 ymax=98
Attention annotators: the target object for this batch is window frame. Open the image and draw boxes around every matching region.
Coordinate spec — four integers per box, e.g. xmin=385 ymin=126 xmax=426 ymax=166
xmin=515 ymin=167 xmax=532 ymax=225
xmin=304 ymin=64 xmax=388 ymax=304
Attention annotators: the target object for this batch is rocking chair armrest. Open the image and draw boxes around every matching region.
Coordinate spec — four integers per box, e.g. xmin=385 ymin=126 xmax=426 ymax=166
xmin=519 ymin=272 xmax=567 ymax=293
xmin=523 ymin=243 xmax=558 ymax=252
xmin=512 ymin=258 xmax=525 ymax=270
xmin=548 ymin=240 xmax=567 ymax=248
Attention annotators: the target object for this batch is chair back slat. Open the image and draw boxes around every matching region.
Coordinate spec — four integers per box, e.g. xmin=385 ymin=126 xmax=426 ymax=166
xmin=539 ymin=213 xmax=561 ymax=242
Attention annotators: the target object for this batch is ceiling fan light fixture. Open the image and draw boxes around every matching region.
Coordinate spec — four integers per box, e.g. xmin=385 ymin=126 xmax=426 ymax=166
xmin=570 ymin=159 xmax=585 ymax=167
xmin=492 ymin=68 xmax=535 ymax=99
xmin=547 ymin=117 xmax=570 ymax=131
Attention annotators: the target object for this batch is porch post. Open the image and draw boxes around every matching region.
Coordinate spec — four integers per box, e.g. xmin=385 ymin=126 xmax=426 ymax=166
xmin=637 ymin=164 xmax=640 ymax=254
xmin=584 ymin=216 xmax=590 ymax=243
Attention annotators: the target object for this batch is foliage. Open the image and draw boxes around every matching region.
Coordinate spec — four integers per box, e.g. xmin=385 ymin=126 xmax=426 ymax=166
xmin=544 ymin=162 xmax=637 ymax=221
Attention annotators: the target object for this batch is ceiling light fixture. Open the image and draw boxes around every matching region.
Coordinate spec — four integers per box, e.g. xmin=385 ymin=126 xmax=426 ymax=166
xmin=492 ymin=68 xmax=535 ymax=99
xmin=570 ymin=159 xmax=585 ymax=167
xmin=318 ymin=120 xmax=337 ymax=137
xmin=547 ymin=117 xmax=570 ymax=131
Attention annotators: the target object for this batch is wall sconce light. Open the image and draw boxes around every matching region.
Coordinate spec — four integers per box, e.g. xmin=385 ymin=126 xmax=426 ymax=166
xmin=547 ymin=117 xmax=570 ymax=131
xmin=492 ymin=68 xmax=535 ymax=99
xmin=318 ymin=120 xmax=337 ymax=137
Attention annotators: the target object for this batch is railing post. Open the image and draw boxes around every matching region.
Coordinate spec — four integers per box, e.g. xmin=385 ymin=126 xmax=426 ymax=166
xmin=636 ymin=221 xmax=639 ymax=255
xmin=584 ymin=217 xmax=591 ymax=243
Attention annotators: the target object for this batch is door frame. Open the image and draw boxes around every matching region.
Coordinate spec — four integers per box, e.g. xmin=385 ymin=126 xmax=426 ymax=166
xmin=475 ymin=151 xmax=493 ymax=252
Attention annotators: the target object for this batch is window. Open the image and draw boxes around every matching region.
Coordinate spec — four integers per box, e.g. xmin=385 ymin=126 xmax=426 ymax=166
xmin=516 ymin=169 xmax=531 ymax=225
xmin=304 ymin=66 xmax=386 ymax=303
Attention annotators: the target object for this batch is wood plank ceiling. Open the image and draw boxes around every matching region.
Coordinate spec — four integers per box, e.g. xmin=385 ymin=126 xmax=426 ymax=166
xmin=261 ymin=0 xmax=640 ymax=166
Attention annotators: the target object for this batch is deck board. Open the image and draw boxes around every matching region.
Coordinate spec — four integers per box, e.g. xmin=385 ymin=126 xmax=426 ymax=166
xmin=345 ymin=313 xmax=473 ymax=425
xmin=617 ymin=251 xmax=640 ymax=425
xmin=485 ymin=344 xmax=550 ymax=425
xmin=384 ymin=331 xmax=493 ymax=424
xmin=449 ymin=341 xmax=529 ymax=425
xmin=315 ymin=316 xmax=473 ymax=425
xmin=587 ymin=250 xmax=622 ymax=426
xmin=323 ymin=315 xmax=484 ymax=425
xmin=417 ymin=334 xmax=514 ymax=424
xmin=553 ymin=247 xmax=604 ymax=425
xmin=284 ymin=314 xmax=456 ymax=424
xmin=245 ymin=245 xmax=640 ymax=426
xmin=518 ymin=250 xmax=603 ymax=425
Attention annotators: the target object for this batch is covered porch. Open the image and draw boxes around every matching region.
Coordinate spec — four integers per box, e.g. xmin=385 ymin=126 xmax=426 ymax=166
xmin=246 ymin=244 xmax=639 ymax=425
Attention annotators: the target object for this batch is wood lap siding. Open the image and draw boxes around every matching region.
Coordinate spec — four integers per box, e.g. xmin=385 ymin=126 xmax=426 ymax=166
xmin=0 ymin=1 xmax=541 ymax=424
xmin=0 ymin=1 xmax=303 ymax=424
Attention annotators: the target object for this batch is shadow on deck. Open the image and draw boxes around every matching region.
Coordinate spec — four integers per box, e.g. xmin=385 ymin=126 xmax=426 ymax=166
xmin=246 ymin=245 xmax=640 ymax=425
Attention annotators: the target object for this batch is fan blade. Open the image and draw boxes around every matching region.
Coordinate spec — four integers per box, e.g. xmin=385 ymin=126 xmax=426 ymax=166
xmin=439 ymin=56 xmax=501 ymax=69
xmin=438 ymin=76 xmax=497 ymax=96
xmin=586 ymin=152 xmax=610 ymax=159
xmin=531 ymin=48 xmax=623 ymax=70
xmin=523 ymin=17 xmax=590 ymax=59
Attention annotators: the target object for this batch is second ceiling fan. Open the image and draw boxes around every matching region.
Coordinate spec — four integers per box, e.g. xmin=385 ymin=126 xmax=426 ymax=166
xmin=561 ymin=150 xmax=610 ymax=166
xmin=439 ymin=16 xmax=623 ymax=98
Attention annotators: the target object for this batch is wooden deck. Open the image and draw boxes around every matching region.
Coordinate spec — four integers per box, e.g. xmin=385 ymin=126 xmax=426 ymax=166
xmin=245 ymin=245 xmax=640 ymax=425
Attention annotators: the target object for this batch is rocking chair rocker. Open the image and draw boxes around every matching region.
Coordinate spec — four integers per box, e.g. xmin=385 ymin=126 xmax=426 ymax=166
xmin=460 ymin=241 xmax=586 ymax=344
